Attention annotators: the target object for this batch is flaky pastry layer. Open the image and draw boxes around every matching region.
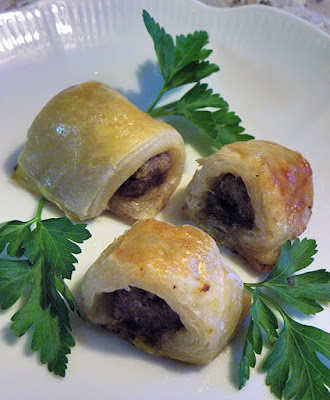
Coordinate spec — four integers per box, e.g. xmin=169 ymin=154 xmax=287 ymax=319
xmin=12 ymin=82 xmax=185 ymax=222
xmin=185 ymin=140 xmax=313 ymax=271
xmin=80 ymin=219 xmax=247 ymax=365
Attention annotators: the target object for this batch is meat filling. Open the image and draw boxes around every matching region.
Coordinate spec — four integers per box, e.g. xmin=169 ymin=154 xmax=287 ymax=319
xmin=101 ymin=287 xmax=183 ymax=346
xmin=205 ymin=173 xmax=255 ymax=229
xmin=117 ymin=152 xmax=172 ymax=197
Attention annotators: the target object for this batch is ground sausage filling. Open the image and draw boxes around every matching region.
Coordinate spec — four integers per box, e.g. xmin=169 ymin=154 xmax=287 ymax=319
xmin=117 ymin=152 xmax=172 ymax=197
xmin=205 ymin=173 xmax=255 ymax=229
xmin=101 ymin=287 xmax=183 ymax=346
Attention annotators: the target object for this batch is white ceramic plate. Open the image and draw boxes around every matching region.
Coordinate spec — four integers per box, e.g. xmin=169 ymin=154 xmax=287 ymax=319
xmin=0 ymin=1 xmax=329 ymax=399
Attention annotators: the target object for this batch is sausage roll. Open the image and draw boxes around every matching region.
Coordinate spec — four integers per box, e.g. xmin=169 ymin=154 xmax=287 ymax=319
xmin=11 ymin=82 xmax=185 ymax=222
xmin=80 ymin=219 xmax=249 ymax=365
xmin=185 ymin=140 xmax=313 ymax=271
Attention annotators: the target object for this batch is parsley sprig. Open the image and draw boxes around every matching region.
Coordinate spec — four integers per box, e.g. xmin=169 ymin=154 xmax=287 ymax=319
xmin=0 ymin=199 xmax=91 ymax=377
xmin=239 ymin=239 xmax=330 ymax=399
xmin=142 ymin=10 xmax=254 ymax=148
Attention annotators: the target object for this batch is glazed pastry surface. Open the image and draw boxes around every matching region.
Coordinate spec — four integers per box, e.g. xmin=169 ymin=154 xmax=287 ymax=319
xmin=80 ymin=219 xmax=247 ymax=365
xmin=12 ymin=81 xmax=185 ymax=222
xmin=185 ymin=140 xmax=313 ymax=271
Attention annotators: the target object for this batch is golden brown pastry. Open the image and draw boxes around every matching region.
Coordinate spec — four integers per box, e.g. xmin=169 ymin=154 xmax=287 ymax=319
xmin=12 ymin=82 xmax=185 ymax=222
xmin=184 ymin=140 xmax=313 ymax=271
xmin=80 ymin=219 xmax=248 ymax=365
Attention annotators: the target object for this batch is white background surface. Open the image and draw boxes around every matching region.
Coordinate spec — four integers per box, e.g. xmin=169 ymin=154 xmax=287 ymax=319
xmin=0 ymin=0 xmax=329 ymax=399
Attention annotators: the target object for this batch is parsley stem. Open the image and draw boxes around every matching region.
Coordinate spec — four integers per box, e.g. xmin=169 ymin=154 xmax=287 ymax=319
xmin=24 ymin=198 xmax=45 ymax=226
xmin=147 ymin=102 xmax=179 ymax=118
xmin=35 ymin=198 xmax=45 ymax=223
xmin=244 ymin=284 xmax=288 ymax=321
xmin=145 ymin=86 xmax=167 ymax=114
xmin=244 ymin=281 xmax=264 ymax=288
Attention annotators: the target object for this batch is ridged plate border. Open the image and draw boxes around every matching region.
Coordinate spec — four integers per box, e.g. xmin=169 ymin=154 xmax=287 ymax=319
xmin=1 ymin=0 xmax=329 ymax=66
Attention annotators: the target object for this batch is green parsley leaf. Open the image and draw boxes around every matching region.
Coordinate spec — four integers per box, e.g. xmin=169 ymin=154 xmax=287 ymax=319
xmin=55 ymin=275 xmax=83 ymax=317
xmin=143 ymin=10 xmax=253 ymax=149
xmin=24 ymin=217 xmax=90 ymax=280
xmin=0 ymin=258 xmax=33 ymax=308
xmin=263 ymin=316 xmax=330 ymax=400
xmin=0 ymin=198 xmax=91 ymax=376
xmin=142 ymin=10 xmax=218 ymax=91
xmin=0 ymin=220 xmax=31 ymax=257
xmin=249 ymin=289 xmax=279 ymax=344
xmin=238 ymin=311 xmax=262 ymax=386
xmin=263 ymin=239 xmax=329 ymax=315
xmin=267 ymin=238 xmax=317 ymax=277
xmin=10 ymin=256 xmax=75 ymax=377
xmin=240 ymin=239 xmax=330 ymax=399
xmin=238 ymin=289 xmax=278 ymax=389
